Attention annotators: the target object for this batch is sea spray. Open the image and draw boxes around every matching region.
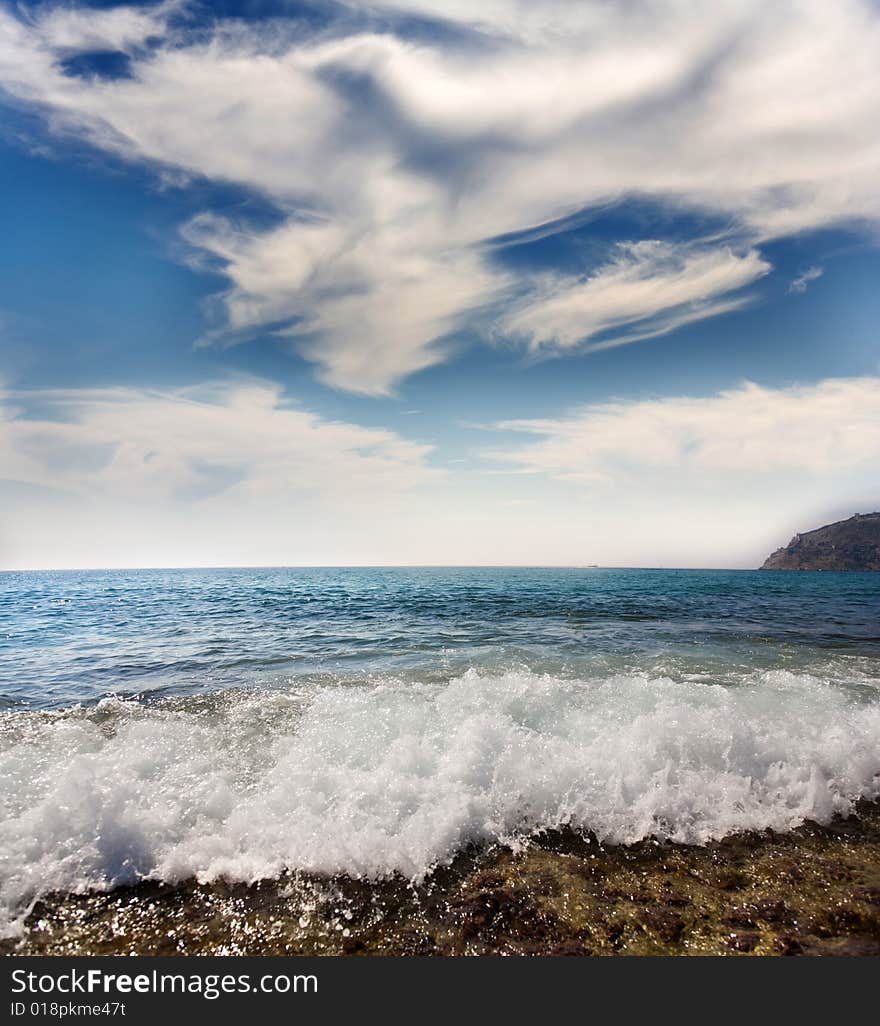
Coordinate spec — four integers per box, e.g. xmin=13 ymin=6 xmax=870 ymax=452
xmin=2 ymin=665 xmax=879 ymax=936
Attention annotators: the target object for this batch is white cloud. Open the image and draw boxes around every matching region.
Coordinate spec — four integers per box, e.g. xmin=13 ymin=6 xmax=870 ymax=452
xmin=490 ymin=377 xmax=880 ymax=482
xmin=0 ymin=2 xmax=879 ymax=390
xmin=1 ymin=377 xmax=878 ymax=570
xmin=29 ymin=3 xmax=168 ymax=53
xmin=183 ymin=210 xmax=500 ymax=393
xmin=0 ymin=380 xmax=438 ymax=502
xmin=788 ymin=266 xmax=824 ymax=293
xmin=498 ymin=242 xmax=770 ymax=352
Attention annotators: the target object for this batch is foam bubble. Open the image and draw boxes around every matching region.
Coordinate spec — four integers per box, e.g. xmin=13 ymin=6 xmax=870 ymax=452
xmin=1 ymin=667 xmax=879 ymax=935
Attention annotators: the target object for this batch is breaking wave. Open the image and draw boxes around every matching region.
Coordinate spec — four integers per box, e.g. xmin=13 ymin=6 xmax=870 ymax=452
xmin=2 ymin=666 xmax=879 ymax=935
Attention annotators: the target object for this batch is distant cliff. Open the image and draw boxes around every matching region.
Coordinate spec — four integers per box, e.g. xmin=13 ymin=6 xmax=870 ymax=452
xmin=760 ymin=513 xmax=880 ymax=570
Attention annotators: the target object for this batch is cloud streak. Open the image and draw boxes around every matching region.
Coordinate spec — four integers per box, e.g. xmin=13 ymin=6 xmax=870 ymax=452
xmin=490 ymin=377 xmax=880 ymax=482
xmin=498 ymin=242 xmax=770 ymax=352
xmin=788 ymin=267 xmax=824 ymax=293
xmin=0 ymin=380 xmax=438 ymax=502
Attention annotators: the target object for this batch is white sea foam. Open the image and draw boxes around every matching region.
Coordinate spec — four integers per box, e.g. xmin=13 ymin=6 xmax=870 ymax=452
xmin=1 ymin=667 xmax=879 ymax=935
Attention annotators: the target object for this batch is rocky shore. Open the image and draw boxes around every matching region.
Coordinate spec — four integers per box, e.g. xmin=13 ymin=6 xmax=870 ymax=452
xmin=5 ymin=800 xmax=880 ymax=956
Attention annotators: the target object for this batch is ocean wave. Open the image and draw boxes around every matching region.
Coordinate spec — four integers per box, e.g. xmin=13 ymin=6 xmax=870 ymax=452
xmin=1 ymin=666 xmax=879 ymax=936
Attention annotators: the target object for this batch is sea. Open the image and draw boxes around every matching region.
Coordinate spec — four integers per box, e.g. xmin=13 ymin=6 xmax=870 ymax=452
xmin=1 ymin=566 xmax=879 ymax=936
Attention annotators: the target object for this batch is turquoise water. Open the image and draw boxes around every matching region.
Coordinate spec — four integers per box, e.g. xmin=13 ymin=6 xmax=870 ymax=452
xmin=2 ymin=566 xmax=878 ymax=709
xmin=0 ymin=566 xmax=878 ymax=933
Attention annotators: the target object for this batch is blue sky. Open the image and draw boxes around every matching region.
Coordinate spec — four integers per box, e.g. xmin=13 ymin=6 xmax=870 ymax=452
xmin=0 ymin=0 xmax=878 ymax=568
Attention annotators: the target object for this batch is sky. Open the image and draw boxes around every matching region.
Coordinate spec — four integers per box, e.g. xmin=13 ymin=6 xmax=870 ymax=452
xmin=0 ymin=0 xmax=878 ymax=569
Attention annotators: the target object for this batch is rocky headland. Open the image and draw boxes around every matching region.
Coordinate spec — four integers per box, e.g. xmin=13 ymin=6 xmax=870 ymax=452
xmin=761 ymin=512 xmax=880 ymax=570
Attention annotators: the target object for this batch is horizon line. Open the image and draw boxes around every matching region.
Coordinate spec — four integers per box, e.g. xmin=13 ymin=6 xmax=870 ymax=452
xmin=2 ymin=562 xmax=770 ymax=573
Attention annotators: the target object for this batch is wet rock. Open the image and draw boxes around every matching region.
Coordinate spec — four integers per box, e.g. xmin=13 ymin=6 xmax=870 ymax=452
xmin=713 ymin=870 xmax=748 ymax=891
xmin=546 ymin=939 xmax=591 ymax=956
xmin=640 ymin=908 xmax=685 ymax=943
xmin=773 ymin=935 xmax=803 ymax=955
xmin=389 ymin=928 xmax=438 ymax=956
xmin=449 ymin=887 xmax=555 ymax=944
xmin=536 ymin=829 xmax=600 ymax=858
xmin=726 ymin=931 xmax=760 ymax=952
xmin=751 ymin=899 xmax=791 ymax=924
xmin=723 ymin=906 xmax=757 ymax=929
xmin=853 ymin=886 xmax=880 ymax=906
xmin=818 ymin=936 xmax=880 ymax=956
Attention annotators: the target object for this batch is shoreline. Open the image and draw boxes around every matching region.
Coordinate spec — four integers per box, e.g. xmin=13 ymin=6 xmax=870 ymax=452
xmin=5 ymin=800 xmax=880 ymax=956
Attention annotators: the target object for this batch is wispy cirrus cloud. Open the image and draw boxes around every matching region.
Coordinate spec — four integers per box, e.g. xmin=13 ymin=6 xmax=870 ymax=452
xmin=489 ymin=377 xmax=880 ymax=482
xmin=23 ymin=1 xmax=169 ymax=52
xmin=497 ymin=242 xmax=770 ymax=353
xmin=0 ymin=2 xmax=878 ymax=391
xmin=788 ymin=266 xmax=824 ymax=293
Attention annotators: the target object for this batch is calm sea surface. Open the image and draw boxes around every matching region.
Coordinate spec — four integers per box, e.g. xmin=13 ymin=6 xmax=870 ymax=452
xmin=2 ymin=566 xmax=878 ymax=708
